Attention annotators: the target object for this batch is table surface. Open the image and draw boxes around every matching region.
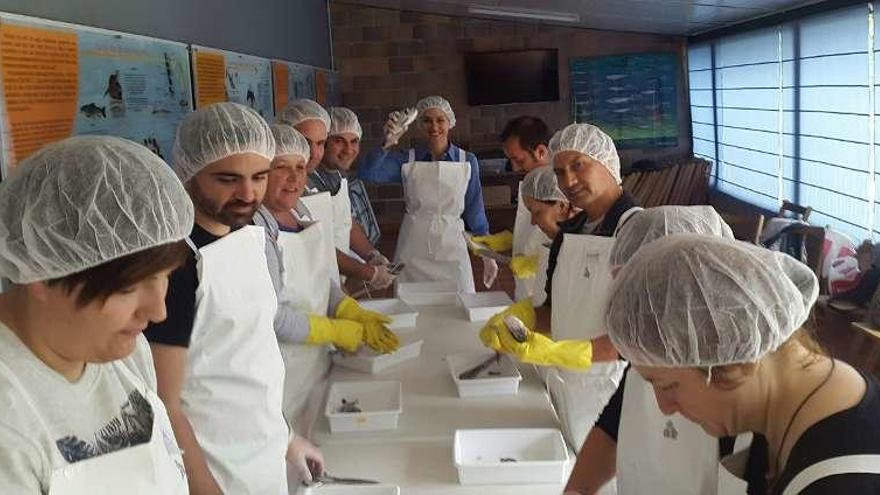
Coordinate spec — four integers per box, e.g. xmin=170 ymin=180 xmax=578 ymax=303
xmin=305 ymin=304 xmax=573 ymax=494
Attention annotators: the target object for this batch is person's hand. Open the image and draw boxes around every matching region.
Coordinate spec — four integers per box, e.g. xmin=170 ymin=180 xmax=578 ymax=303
xmin=286 ymin=436 xmax=324 ymax=484
xmin=367 ymin=264 xmax=396 ymax=290
xmin=306 ymin=315 xmax=364 ymax=352
xmin=479 ymin=299 xmax=537 ymax=350
xmin=471 ymin=231 xmax=514 ymax=253
xmin=510 ymin=255 xmax=539 ymax=279
xmin=497 ymin=316 xmax=592 ymax=370
xmin=335 ymin=297 xmax=401 ymax=353
xmin=383 ymin=107 xmax=417 ymax=148
xmin=366 ymin=249 xmax=390 ymax=266
xmin=482 ymin=257 xmax=499 ymax=288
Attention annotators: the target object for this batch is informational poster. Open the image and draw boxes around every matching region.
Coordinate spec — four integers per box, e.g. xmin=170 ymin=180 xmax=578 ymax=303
xmin=271 ymin=60 xmax=319 ymax=113
xmin=570 ymin=52 xmax=679 ymax=149
xmin=0 ymin=14 xmax=193 ymax=175
xmin=192 ymin=46 xmax=273 ymax=120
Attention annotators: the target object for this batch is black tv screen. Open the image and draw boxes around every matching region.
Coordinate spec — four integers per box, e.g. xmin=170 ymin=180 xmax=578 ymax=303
xmin=465 ymin=49 xmax=559 ymax=105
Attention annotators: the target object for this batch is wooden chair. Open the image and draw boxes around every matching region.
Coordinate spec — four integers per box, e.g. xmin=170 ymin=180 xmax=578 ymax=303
xmin=779 ymin=200 xmax=812 ymax=221
xmin=719 ymin=212 xmax=765 ymax=244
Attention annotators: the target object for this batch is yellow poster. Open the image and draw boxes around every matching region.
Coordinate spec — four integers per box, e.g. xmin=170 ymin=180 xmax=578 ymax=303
xmin=272 ymin=61 xmax=289 ymax=115
xmin=0 ymin=22 xmax=78 ymax=167
xmin=194 ymin=50 xmax=226 ymax=109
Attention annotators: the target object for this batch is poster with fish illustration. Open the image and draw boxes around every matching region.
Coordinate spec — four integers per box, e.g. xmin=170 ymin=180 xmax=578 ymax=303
xmin=192 ymin=46 xmax=273 ymax=120
xmin=271 ymin=60 xmax=317 ymax=113
xmin=570 ymin=52 xmax=679 ymax=149
xmin=0 ymin=13 xmax=193 ymax=176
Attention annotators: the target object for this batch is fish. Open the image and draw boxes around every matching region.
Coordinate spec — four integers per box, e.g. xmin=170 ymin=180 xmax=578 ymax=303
xmin=151 ymin=107 xmax=172 ymax=115
xmin=606 ymin=74 xmax=628 ymax=81
xmin=179 ymin=99 xmax=190 ymax=108
xmin=104 ymin=71 xmax=123 ymax=100
xmin=641 ymin=89 xmax=657 ymax=95
xmin=608 ymin=86 xmax=625 ymax=91
xmin=607 ymin=97 xmax=630 ymax=104
xmin=612 ymin=108 xmax=632 ymax=113
xmin=79 ymin=103 xmax=106 ymax=119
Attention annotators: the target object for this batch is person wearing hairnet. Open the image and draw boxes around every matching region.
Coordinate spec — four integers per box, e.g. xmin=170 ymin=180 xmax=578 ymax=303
xmin=360 ymin=95 xmax=495 ymax=292
xmin=0 ymin=136 xmax=193 ymax=493
xmin=512 ymin=165 xmax=579 ymax=306
xmin=318 ymin=108 xmax=391 ymax=279
xmin=253 ymin=124 xmax=399 ymax=433
xmin=523 ymin=122 xmax=641 ymax=451
xmin=605 ymin=234 xmax=880 ymax=494
xmin=278 ymin=100 xmax=395 ymax=292
xmin=145 ymin=102 xmax=300 ymax=494
xmin=471 ymin=116 xmax=554 ymax=300
xmin=564 ymin=206 xmax=744 ymax=495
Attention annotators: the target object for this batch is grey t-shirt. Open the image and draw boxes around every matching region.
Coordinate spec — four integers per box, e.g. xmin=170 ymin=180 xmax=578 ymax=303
xmin=0 ymin=324 xmax=160 ymax=493
xmin=253 ymin=204 xmax=346 ymax=344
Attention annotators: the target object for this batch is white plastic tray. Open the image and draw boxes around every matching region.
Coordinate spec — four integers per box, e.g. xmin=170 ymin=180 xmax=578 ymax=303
xmin=325 ymin=380 xmax=402 ymax=433
xmin=332 ymin=337 xmax=424 ymax=374
xmin=396 ymin=281 xmax=459 ymax=306
xmin=458 ymin=291 xmax=513 ymax=321
xmin=447 ymin=352 xmax=522 ymax=398
xmin=454 ymin=429 xmax=570 ymax=485
xmin=301 ymin=485 xmax=400 ymax=495
xmin=359 ymin=298 xmax=419 ymax=330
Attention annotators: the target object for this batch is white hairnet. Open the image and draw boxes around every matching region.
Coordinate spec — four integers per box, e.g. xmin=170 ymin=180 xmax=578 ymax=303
xmin=172 ymin=102 xmax=275 ymax=183
xmin=270 ymin=124 xmax=310 ymax=164
xmin=328 ymin=107 xmax=363 ymax=139
xmin=276 ymin=99 xmax=331 ymax=131
xmin=606 ymin=234 xmax=819 ymax=368
xmin=0 ymin=136 xmax=195 ymax=284
xmin=610 ymin=206 xmax=734 ymax=266
xmin=416 ymin=95 xmax=456 ymax=128
xmin=549 ymin=123 xmax=621 ymax=184
xmin=520 ymin=165 xmax=566 ymax=203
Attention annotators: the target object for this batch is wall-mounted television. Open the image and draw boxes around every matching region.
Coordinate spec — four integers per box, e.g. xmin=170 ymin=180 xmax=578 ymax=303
xmin=465 ymin=49 xmax=559 ymax=105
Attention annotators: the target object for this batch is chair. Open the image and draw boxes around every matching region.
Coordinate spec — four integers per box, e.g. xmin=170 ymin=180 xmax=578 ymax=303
xmin=779 ymin=200 xmax=812 ymax=221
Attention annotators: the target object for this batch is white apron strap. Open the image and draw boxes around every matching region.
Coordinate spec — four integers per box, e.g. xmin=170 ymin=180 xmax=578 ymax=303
xmin=457 ymin=147 xmax=466 ymax=163
xmin=408 ymin=148 xmax=416 ymax=163
xmin=782 ymin=455 xmax=880 ymax=495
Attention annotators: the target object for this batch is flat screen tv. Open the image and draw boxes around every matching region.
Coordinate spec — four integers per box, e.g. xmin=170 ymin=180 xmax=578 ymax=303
xmin=465 ymin=49 xmax=559 ymax=105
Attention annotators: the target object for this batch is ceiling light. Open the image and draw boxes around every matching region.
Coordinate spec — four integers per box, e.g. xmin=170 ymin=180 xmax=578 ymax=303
xmin=467 ymin=5 xmax=581 ymax=23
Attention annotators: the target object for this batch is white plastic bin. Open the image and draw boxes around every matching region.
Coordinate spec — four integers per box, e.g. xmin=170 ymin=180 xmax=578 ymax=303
xmin=332 ymin=337 xmax=424 ymax=374
xmin=359 ymin=298 xmax=419 ymax=330
xmin=396 ymin=281 xmax=459 ymax=306
xmin=301 ymin=485 xmax=400 ymax=495
xmin=458 ymin=291 xmax=513 ymax=321
xmin=447 ymin=352 xmax=522 ymax=398
xmin=325 ymin=381 xmax=402 ymax=433
xmin=453 ymin=429 xmax=570 ymax=485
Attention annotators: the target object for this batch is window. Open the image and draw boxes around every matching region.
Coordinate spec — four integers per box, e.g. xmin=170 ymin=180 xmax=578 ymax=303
xmin=690 ymin=4 xmax=876 ymax=241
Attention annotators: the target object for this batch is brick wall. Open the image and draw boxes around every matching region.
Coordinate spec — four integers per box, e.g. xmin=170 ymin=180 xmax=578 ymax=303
xmin=331 ymin=2 xmax=691 ymax=169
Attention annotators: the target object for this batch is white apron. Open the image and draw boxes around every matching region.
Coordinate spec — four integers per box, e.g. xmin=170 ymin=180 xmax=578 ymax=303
xmin=0 ymin=355 xmax=189 ymax=495
xmin=182 ymin=226 xmax=288 ymax=495
xmin=309 ymin=171 xmax=354 ymax=257
xmin=275 ymin=219 xmax=334 ymax=430
xmin=394 ymin=148 xmax=475 ymax=292
xmin=511 ymin=182 xmax=549 ymax=301
xmin=517 ymin=225 xmax=551 ymax=307
xmin=617 ymin=368 xmax=720 ymax=495
xmin=300 ymin=192 xmax=341 ymax=284
xmin=546 ymin=208 xmax=639 ymax=450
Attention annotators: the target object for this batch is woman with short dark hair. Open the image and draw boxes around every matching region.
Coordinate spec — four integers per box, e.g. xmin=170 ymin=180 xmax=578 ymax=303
xmin=0 ymin=136 xmax=194 ymax=494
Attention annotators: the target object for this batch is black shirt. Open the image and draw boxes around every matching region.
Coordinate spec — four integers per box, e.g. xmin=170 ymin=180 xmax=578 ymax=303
xmin=543 ymin=191 xmax=638 ymax=304
xmin=143 ymin=225 xmax=220 ymax=347
xmin=772 ymin=372 xmax=880 ymax=494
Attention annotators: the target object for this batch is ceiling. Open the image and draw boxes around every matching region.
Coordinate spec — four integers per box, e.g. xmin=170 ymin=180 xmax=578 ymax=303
xmin=337 ymin=0 xmax=826 ymax=35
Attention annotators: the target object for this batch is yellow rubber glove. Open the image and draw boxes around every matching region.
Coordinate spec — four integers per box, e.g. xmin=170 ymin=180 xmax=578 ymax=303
xmin=479 ymin=299 xmax=537 ymax=350
xmin=471 ymin=230 xmax=514 ymax=253
xmin=510 ymin=255 xmax=539 ymax=279
xmin=335 ymin=296 xmax=400 ymax=353
xmin=497 ymin=321 xmax=593 ymax=370
xmin=306 ymin=315 xmax=364 ymax=353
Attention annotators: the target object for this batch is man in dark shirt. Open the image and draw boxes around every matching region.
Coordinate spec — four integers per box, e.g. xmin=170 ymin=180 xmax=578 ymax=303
xmin=145 ymin=102 xmax=320 ymax=494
